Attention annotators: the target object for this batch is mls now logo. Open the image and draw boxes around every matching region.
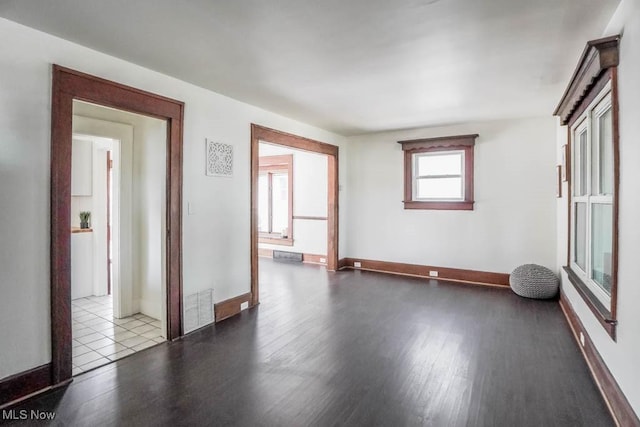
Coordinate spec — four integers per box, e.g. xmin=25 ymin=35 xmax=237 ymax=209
xmin=2 ymin=409 xmax=56 ymax=421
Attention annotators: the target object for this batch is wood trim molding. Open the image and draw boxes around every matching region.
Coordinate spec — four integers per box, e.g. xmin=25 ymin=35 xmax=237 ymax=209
xmin=251 ymin=124 xmax=339 ymax=307
xmin=399 ymin=134 xmax=476 ymax=211
xmin=51 ymin=65 xmax=184 ymax=389
xmin=255 ymin=126 xmax=338 ymax=157
xmin=403 ymin=201 xmax=474 ymax=211
xmin=554 ymin=35 xmax=620 ymax=125
xmin=559 ymin=292 xmax=640 ymax=427
xmin=214 ymin=293 xmax=252 ymax=322
xmin=338 ymin=258 xmax=348 ymax=270
xmin=293 ymin=215 xmax=328 ymax=221
xmin=563 ymin=267 xmax=616 ymax=339
xmin=340 ymin=258 xmax=510 ymax=287
xmin=0 ymin=364 xmax=52 ymax=408
xmin=398 ymin=134 xmax=478 ymax=150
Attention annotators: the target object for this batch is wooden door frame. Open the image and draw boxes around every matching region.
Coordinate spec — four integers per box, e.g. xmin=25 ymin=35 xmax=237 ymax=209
xmin=51 ymin=65 xmax=184 ymax=385
xmin=250 ymin=124 xmax=339 ymax=306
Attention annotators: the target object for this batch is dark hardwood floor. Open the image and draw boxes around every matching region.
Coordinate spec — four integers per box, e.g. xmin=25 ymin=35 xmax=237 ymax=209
xmin=4 ymin=259 xmax=613 ymax=426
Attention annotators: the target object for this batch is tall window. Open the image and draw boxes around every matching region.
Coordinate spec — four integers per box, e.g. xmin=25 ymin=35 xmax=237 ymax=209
xmin=258 ymin=155 xmax=293 ymax=245
xmin=570 ymin=84 xmax=614 ymax=307
xmin=554 ymin=34 xmax=619 ymax=339
xmin=398 ymin=134 xmax=477 ymax=210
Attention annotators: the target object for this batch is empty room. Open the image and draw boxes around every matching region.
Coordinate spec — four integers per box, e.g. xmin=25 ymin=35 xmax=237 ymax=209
xmin=0 ymin=0 xmax=639 ymax=425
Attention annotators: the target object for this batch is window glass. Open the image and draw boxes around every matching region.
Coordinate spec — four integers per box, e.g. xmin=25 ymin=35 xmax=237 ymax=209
xmin=271 ymin=173 xmax=288 ymax=234
xmin=416 ymin=177 xmax=463 ymax=199
xmin=591 ymin=203 xmax=613 ymax=294
xmin=599 ymin=108 xmax=613 ymax=195
xmin=578 ymin=130 xmax=588 ymax=196
xmin=258 ymin=174 xmax=269 ymax=232
xmin=416 ymin=153 xmax=462 ymax=176
xmin=575 ymin=202 xmax=587 ymax=270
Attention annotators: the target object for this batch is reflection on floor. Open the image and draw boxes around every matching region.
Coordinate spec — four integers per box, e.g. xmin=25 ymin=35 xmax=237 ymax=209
xmin=72 ymin=295 xmax=164 ymax=375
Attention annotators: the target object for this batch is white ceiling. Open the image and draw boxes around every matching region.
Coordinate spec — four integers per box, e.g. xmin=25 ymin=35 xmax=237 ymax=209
xmin=0 ymin=0 xmax=619 ymax=135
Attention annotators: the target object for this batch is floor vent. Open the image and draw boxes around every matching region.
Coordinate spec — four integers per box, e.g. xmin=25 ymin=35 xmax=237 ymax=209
xmin=184 ymin=288 xmax=214 ymax=334
xmin=273 ymin=250 xmax=303 ymax=263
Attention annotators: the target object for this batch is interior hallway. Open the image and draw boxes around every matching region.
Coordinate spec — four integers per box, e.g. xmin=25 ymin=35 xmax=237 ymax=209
xmin=11 ymin=260 xmax=612 ymax=425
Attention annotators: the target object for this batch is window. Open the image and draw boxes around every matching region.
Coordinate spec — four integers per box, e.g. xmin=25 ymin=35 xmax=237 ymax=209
xmin=258 ymin=155 xmax=293 ymax=245
xmin=554 ymin=34 xmax=619 ymax=339
xmin=570 ymin=85 xmax=614 ymax=308
xmin=398 ymin=134 xmax=477 ymax=210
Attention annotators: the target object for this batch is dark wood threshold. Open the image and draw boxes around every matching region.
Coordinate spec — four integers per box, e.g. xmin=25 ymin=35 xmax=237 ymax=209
xmin=0 ymin=364 xmax=52 ymax=408
xmin=214 ymin=292 xmax=253 ymax=323
xmin=340 ymin=257 xmax=510 ymax=287
xmin=563 ymin=266 xmax=616 ymax=340
xmin=403 ymin=200 xmax=474 ymax=210
xmin=559 ymin=292 xmax=639 ymax=426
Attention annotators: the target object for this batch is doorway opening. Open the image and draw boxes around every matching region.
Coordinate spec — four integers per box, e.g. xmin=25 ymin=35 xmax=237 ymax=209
xmin=50 ymin=66 xmax=184 ymax=386
xmin=69 ymin=102 xmax=168 ymax=375
xmin=250 ymin=125 xmax=339 ymax=306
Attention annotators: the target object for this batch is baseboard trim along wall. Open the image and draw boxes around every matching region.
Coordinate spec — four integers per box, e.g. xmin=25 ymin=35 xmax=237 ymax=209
xmin=559 ymin=292 xmax=640 ymax=427
xmin=258 ymin=248 xmax=327 ymax=265
xmin=0 ymin=364 xmax=52 ymax=409
xmin=338 ymin=257 xmax=510 ymax=287
xmin=214 ymin=292 xmax=252 ymax=323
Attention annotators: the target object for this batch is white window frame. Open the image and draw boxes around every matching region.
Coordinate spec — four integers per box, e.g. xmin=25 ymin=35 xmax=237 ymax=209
xmin=569 ymin=82 xmax=613 ymax=307
xmin=412 ymin=150 xmax=465 ymax=202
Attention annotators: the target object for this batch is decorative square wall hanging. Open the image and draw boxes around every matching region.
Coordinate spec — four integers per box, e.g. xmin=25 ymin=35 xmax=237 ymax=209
xmin=206 ymin=139 xmax=233 ymax=177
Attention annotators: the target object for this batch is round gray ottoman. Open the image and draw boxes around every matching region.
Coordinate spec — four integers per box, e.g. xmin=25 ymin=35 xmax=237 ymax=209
xmin=510 ymin=264 xmax=559 ymax=299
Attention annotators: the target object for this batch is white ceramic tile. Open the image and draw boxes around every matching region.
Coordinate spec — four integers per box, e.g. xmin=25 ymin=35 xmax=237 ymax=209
xmin=95 ymin=343 xmax=126 ymax=357
xmin=85 ymin=337 xmax=115 ymax=350
xmin=73 ymin=327 xmax=95 ymax=338
xmin=119 ymin=335 xmax=148 ymax=348
xmin=122 ymin=320 xmax=146 ymax=329
xmin=72 ymin=366 xmax=84 ymax=376
xmin=78 ymin=357 xmax=110 ymax=371
xmin=89 ymin=321 xmax=118 ymax=332
xmin=131 ymin=340 xmax=156 ymax=352
xmin=72 ymin=339 xmax=85 ymax=348
xmin=76 ymin=332 xmax=105 ymax=344
xmin=149 ymin=320 xmax=161 ymax=328
xmin=74 ymin=313 xmax=99 ymax=323
xmin=113 ymin=331 xmax=137 ymax=342
xmin=73 ymin=350 xmax=102 ymax=366
xmin=112 ymin=317 xmax=137 ymax=326
xmin=108 ymin=348 xmax=134 ymax=361
xmin=152 ymin=337 xmax=166 ymax=344
xmin=129 ymin=324 xmax=156 ymax=335
xmin=141 ymin=329 xmax=162 ymax=339
xmin=84 ymin=317 xmax=112 ymax=328
xmin=72 ymin=344 xmax=92 ymax=357
xmin=99 ymin=326 xmax=127 ymax=338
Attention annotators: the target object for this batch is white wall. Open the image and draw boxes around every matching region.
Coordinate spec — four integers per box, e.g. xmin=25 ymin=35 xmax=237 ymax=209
xmin=132 ymin=113 xmax=166 ymax=321
xmin=0 ymin=17 xmax=347 ymax=380
xmin=558 ymin=0 xmax=640 ymax=417
xmin=258 ymin=143 xmax=328 ymax=255
xmin=346 ymin=117 xmax=557 ymax=273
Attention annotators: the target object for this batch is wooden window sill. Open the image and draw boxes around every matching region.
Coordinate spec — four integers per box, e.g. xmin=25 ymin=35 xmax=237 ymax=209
xmin=403 ymin=200 xmax=474 ymax=211
xmin=259 ymin=236 xmax=293 ymax=246
xmin=563 ymin=266 xmax=617 ymax=340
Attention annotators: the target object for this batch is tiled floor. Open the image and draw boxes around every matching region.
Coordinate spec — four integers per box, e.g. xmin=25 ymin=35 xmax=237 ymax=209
xmin=72 ymin=295 xmax=165 ymax=376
